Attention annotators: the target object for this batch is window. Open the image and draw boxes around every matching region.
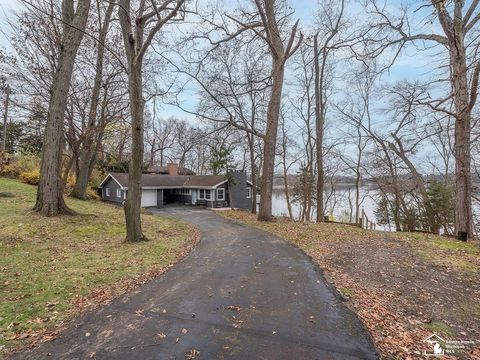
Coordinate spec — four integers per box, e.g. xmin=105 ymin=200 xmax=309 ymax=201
xmin=217 ymin=188 xmax=225 ymax=201
xmin=116 ymin=189 xmax=121 ymax=198
xmin=106 ymin=188 xmax=110 ymax=196
xmin=180 ymin=188 xmax=191 ymax=195
xmin=199 ymin=189 xmax=211 ymax=200
xmin=246 ymin=187 xmax=251 ymax=198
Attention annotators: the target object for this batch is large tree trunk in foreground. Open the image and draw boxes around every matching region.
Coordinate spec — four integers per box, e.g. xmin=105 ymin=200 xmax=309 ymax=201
xmin=34 ymin=0 xmax=91 ymax=216
xmin=451 ymin=40 xmax=473 ymax=240
xmin=124 ymin=64 xmax=146 ymax=242
xmin=258 ymin=61 xmax=285 ymax=221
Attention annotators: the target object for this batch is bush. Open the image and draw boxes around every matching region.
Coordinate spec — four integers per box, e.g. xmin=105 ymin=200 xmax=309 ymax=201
xmin=19 ymin=170 xmax=40 ymax=185
xmin=16 ymin=154 xmax=41 ymax=173
xmin=0 ymin=163 xmax=22 ymax=178
xmin=0 ymin=153 xmax=40 ymax=178
xmin=87 ymin=187 xmax=100 ymax=200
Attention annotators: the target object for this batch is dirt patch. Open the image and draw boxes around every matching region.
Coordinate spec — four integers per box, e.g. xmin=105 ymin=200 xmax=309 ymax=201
xmin=221 ymin=210 xmax=480 ymax=359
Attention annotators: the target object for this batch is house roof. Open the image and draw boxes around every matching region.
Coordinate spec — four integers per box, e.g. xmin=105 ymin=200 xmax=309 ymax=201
xmin=184 ymin=176 xmax=226 ymax=188
xmin=104 ymin=172 xmax=227 ymax=189
xmin=144 ymin=165 xmax=195 ymax=175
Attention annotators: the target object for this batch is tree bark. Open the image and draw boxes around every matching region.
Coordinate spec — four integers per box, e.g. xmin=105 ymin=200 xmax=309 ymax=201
xmin=314 ymin=34 xmax=325 ymax=222
xmin=34 ymin=0 xmax=91 ymax=216
xmin=258 ymin=60 xmax=285 ymax=221
xmin=247 ymin=133 xmax=257 ymax=214
xmin=451 ymin=34 xmax=473 ymax=239
xmin=124 ymin=63 xmax=146 ymax=242
xmin=2 ymin=85 xmax=10 ymax=154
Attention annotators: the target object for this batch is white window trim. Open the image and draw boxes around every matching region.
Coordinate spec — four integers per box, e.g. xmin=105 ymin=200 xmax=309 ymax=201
xmin=106 ymin=188 xmax=110 ymax=196
xmin=246 ymin=187 xmax=251 ymax=198
xmin=199 ymin=189 xmax=211 ymax=200
xmin=217 ymin=188 xmax=225 ymax=201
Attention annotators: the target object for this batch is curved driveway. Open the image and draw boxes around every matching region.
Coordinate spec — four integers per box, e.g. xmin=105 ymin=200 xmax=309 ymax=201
xmin=16 ymin=207 xmax=377 ymax=360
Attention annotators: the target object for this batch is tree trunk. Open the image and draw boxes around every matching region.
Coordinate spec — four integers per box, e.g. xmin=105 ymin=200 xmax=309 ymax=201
xmin=34 ymin=0 xmax=91 ymax=216
xmin=314 ymin=34 xmax=325 ymax=223
xmin=2 ymin=85 xmax=10 ymax=154
xmin=71 ymin=2 xmax=114 ymax=200
xmin=124 ymin=63 xmax=146 ymax=242
xmin=258 ymin=61 xmax=285 ymax=221
xmin=247 ymin=133 xmax=257 ymax=214
xmin=450 ymin=36 xmax=473 ymax=240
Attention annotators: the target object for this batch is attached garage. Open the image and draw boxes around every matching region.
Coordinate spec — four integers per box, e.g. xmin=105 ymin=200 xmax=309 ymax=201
xmin=141 ymin=189 xmax=157 ymax=207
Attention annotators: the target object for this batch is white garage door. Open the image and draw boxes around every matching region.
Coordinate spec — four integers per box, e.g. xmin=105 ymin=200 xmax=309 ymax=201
xmin=141 ymin=190 xmax=157 ymax=207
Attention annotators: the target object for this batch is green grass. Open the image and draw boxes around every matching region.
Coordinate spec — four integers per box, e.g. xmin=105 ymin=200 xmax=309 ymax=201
xmin=422 ymin=321 xmax=454 ymax=337
xmin=401 ymin=232 xmax=480 ymax=271
xmin=0 ymin=178 xmax=197 ymax=353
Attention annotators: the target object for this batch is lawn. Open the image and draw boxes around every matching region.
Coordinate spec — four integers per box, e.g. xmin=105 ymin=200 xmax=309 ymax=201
xmin=220 ymin=210 xmax=480 ymax=359
xmin=0 ymin=178 xmax=199 ymax=355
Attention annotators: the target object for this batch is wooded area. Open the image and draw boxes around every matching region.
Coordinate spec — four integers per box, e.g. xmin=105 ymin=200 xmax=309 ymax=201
xmin=1 ymin=0 xmax=480 ymax=241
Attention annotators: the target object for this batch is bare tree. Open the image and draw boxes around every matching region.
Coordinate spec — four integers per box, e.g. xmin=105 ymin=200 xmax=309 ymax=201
xmin=244 ymin=0 xmax=303 ymax=221
xmin=118 ymin=0 xmax=186 ymax=241
xmin=34 ymin=0 xmax=91 ymax=216
xmin=71 ymin=1 xmax=115 ymax=200
xmin=364 ymin=0 xmax=480 ymax=239
xmin=313 ymin=0 xmax=346 ymax=223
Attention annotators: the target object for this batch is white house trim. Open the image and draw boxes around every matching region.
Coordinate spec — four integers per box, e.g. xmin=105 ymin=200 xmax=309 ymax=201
xmin=99 ymin=173 xmax=125 ymax=189
xmin=217 ymin=188 xmax=225 ymax=200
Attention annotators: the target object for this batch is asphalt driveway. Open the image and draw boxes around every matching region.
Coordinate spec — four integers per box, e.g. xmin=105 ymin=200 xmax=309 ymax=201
xmin=14 ymin=207 xmax=378 ymax=359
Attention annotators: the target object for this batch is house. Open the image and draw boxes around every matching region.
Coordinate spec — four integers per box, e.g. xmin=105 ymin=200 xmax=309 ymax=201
xmin=99 ymin=163 xmax=253 ymax=210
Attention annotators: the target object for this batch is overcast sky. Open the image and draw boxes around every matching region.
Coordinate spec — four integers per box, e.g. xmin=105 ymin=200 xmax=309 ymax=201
xmin=0 ymin=0 xmax=438 ymax=122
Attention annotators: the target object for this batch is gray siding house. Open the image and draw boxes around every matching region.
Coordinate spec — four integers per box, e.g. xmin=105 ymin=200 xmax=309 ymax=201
xmin=99 ymin=164 xmax=253 ymax=210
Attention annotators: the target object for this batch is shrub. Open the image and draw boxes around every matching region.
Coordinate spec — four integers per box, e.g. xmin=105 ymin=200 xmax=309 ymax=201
xmin=16 ymin=154 xmax=41 ymax=173
xmin=87 ymin=187 xmax=100 ymax=200
xmin=0 ymin=163 xmax=22 ymax=178
xmin=0 ymin=154 xmax=40 ymax=178
xmin=19 ymin=170 xmax=40 ymax=185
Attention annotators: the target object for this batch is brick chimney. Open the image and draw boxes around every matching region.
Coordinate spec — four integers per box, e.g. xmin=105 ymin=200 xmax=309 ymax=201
xmin=167 ymin=163 xmax=178 ymax=175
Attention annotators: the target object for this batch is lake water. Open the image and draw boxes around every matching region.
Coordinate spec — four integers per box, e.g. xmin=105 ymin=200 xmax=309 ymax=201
xmin=270 ymin=186 xmax=480 ymax=234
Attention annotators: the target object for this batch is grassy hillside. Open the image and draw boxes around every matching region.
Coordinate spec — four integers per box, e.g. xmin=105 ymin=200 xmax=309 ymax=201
xmin=0 ymin=178 xmax=199 ymax=354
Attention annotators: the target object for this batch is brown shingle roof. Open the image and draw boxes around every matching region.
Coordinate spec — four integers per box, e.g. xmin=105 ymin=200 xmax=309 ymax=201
xmin=109 ymin=173 xmax=226 ymax=188
xmin=184 ymin=176 xmax=226 ymax=187
xmin=144 ymin=166 xmax=195 ymax=175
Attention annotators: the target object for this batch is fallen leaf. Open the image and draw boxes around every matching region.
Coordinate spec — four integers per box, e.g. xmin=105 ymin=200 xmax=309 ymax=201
xmin=226 ymin=305 xmax=241 ymax=311
xmin=85 ymin=332 xmax=91 ymax=337
xmin=181 ymin=328 xmax=188 ymax=334
xmin=185 ymin=349 xmax=200 ymax=359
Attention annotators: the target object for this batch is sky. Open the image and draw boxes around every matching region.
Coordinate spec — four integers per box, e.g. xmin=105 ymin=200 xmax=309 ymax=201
xmin=0 ymin=0 xmax=445 ymax=132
